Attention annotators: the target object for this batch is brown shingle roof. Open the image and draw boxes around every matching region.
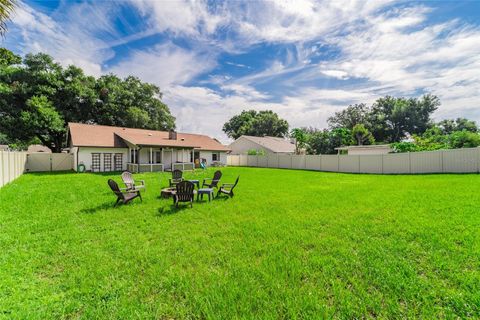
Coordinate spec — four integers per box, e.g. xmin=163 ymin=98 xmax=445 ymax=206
xmin=68 ymin=123 xmax=229 ymax=151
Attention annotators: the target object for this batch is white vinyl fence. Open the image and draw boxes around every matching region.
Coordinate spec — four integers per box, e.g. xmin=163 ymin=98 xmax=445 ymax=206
xmin=0 ymin=151 xmax=28 ymax=188
xmin=26 ymin=153 xmax=74 ymax=172
xmin=227 ymin=147 xmax=480 ymax=174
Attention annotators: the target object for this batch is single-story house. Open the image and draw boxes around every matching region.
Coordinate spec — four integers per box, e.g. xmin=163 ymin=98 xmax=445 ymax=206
xmin=68 ymin=123 xmax=229 ymax=172
xmin=228 ymin=135 xmax=296 ymax=155
xmin=335 ymin=144 xmax=392 ymax=155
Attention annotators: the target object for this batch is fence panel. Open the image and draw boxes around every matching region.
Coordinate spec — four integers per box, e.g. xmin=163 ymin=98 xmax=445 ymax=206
xmin=0 ymin=151 xmax=27 ymax=188
xmin=239 ymin=155 xmax=248 ymax=166
xmin=257 ymin=155 xmax=268 ymax=167
xmin=291 ymin=155 xmax=306 ymax=170
xmin=442 ymin=148 xmax=478 ymax=173
xmin=247 ymin=155 xmax=258 ymax=167
xmin=52 ymin=153 xmax=74 ymax=171
xmin=339 ymin=155 xmax=360 ymax=173
xmin=278 ymin=154 xmax=291 ymax=169
xmin=267 ymin=154 xmax=279 ymax=168
xmin=321 ymin=155 xmax=339 ymax=172
xmin=359 ymin=155 xmax=383 ymax=174
xmin=410 ymin=151 xmax=442 ymax=173
xmin=305 ymin=155 xmax=321 ymax=170
xmin=26 ymin=153 xmax=51 ymax=172
xmin=383 ymin=153 xmax=410 ymax=174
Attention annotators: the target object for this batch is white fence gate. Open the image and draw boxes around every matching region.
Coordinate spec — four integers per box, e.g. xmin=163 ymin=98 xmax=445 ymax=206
xmin=26 ymin=153 xmax=74 ymax=172
xmin=0 ymin=151 xmax=28 ymax=188
xmin=227 ymin=148 xmax=480 ymax=174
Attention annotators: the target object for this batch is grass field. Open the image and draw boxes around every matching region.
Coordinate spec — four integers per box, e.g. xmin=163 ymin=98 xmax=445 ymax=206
xmin=0 ymin=167 xmax=479 ymax=319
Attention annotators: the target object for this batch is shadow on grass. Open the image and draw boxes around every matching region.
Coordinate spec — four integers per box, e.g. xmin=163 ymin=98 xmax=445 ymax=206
xmin=79 ymin=202 xmax=115 ymax=214
xmin=156 ymin=204 xmax=192 ymax=216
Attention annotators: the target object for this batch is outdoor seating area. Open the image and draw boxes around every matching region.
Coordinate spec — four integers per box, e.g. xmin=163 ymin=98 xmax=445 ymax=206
xmin=109 ymin=169 xmax=239 ymax=208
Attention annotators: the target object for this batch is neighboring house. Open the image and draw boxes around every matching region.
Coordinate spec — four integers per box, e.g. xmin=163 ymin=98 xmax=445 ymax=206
xmin=335 ymin=144 xmax=392 ymax=155
xmin=0 ymin=145 xmax=9 ymax=152
xmin=27 ymin=145 xmax=52 ymax=153
xmin=68 ymin=123 xmax=229 ymax=172
xmin=228 ymin=135 xmax=296 ymax=155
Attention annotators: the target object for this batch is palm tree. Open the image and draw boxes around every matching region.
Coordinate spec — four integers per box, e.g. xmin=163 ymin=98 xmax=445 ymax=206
xmin=0 ymin=0 xmax=17 ymax=37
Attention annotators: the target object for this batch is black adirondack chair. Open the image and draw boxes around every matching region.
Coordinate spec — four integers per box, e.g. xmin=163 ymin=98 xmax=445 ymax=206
xmin=108 ymin=179 xmax=142 ymax=207
xmin=121 ymin=171 xmax=145 ymax=191
xmin=174 ymin=181 xmax=195 ymax=208
xmin=169 ymin=169 xmax=183 ymax=187
xmin=217 ymin=176 xmax=240 ymax=198
xmin=202 ymin=170 xmax=222 ymax=189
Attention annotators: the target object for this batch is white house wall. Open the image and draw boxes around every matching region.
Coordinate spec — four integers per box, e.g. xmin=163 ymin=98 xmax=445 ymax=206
xmin=75 ymin=147 xmax=128 ymax=172
xmin=199 ymin=151 xmax=227 ymax=165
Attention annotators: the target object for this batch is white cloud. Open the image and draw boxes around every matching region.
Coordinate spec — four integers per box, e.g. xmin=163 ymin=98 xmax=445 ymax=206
xmin=8 ymin=2 xmax=117 ymax=76
xmin=107 ymin=42 xmax=216 ymax=88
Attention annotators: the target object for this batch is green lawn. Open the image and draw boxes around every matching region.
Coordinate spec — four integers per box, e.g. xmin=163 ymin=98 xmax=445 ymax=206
xmin=0 ymin=167 xmax=479 ymax=319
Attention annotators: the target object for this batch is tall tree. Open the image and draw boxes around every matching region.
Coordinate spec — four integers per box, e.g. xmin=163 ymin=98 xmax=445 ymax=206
xmin=0 ymin=49 xmax=176 ymax=151
xmin=438 ymin=118 xmax=478 ymax=134
xmin=369 ymin=94 xmax=440 ymax=142
xmin=0 ymin=0 xmax=16 ymax=37
xmin=290 ymin=128 xmax=308 ymax=154
xmin=351 ymin=124 xmax=374 ymax=145
xmin=327 ymin=103 xmax=371 ymax=130
xmin=223 ymin=110 xmax=289 ymax=139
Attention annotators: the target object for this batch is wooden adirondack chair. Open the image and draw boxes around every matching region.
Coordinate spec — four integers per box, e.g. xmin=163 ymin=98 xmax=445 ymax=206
xmin=173 ymin=181 xmax=195 ymax=208
xmin=217 ymin=176 xmax=240 ymax=198
xmin=121 ymin=171 xmax=145 ymax=191
xmin=169 ymin=169 xmax=183 ymax=187
xmin=108 ymin=179 xmax=142 ymax=207
xmin=202 ymin=170 xmax=222 ymax=189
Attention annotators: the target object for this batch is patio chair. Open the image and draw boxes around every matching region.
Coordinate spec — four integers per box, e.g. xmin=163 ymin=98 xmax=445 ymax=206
xmin=202 ymin=170 xmax=222 ymax=189
xmin=169 ymin=169 xmax=183 ymax=187
xmin=217 ymin=176 xmax=240 ymax=198
xmin=174 ymin=181 xmax=195 ymax=208
xmin=121 ymin=171 xmax=145 ymax=191
xmin=108 ymin=179 xmax=142 ymax=207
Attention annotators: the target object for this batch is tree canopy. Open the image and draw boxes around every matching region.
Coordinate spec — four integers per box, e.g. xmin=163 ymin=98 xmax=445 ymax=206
xmin=223 ymin=110 xmax=289 ymax=140
xmin=328 ymin=95 xmax=440 ymax=143
xmin=0 ymin=49 xmax=176 ymax=151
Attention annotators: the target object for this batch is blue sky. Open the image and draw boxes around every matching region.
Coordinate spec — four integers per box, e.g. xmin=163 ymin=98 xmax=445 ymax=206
xmin=5 ymin=0 xmax=480 ymax=142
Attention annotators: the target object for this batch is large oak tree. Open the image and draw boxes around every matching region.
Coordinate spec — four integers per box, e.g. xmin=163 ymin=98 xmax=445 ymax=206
xmin=0 ymin=49 xmax=176 ymax=152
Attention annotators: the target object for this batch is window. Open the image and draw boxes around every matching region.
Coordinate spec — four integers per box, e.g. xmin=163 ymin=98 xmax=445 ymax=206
xmin=212 ymin=152 xmax=220 ymax=162
xmin=114 ymin=153 xmax=123 ymax=171
xmin=103 ymin=153 xmax=112 ymax=172
xmin=91 ymin=153 xmax=100 ymax=172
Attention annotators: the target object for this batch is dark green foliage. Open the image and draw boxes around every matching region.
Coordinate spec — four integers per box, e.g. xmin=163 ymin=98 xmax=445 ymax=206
xmin=0 ymin=49 xmax=176 ymax=151
xmin=223 ymin=110 xmax=289 ymax=139
xmin=351 ymin=123 xmax=374 ymax=145
xmin=305 ymin=127 xmax=353 ymax=154
xmin=328 ymin=95 xmax=440 ymax=143
xmin=438 ymin=118 xmax=478 ymax=134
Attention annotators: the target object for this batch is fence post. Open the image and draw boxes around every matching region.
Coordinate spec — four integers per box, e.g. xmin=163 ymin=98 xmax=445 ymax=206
xmin=381 ymin=154 xmax=384 ymax=174
xmin=408 ymin=152 xmax=412 ymax=174
xmin=441 ymin=150 xmax=444 ymax=173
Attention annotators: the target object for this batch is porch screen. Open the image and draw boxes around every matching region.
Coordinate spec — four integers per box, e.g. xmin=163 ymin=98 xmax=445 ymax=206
xmin=91 ymin=153 xmax=101 ymax=172
xmin=114 ymin=153 xmax=123 ymax=171
xmin=103 ymin=153 xmax=112 ymax=172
